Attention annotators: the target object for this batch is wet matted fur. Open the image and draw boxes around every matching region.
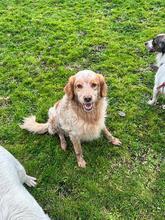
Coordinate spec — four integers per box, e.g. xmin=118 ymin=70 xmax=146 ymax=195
xmin=20 ymin=70 xmax=121 ymax=168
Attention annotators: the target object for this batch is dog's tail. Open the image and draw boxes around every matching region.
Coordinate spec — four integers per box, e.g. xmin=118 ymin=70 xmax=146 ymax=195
xmin=20 ymin=116 xmax=48 ymax=134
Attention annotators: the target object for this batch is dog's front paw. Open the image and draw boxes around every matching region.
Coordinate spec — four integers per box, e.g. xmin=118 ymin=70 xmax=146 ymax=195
xmin=78 ymin=158 xmax=86 ymax=168
xmin=111 ymin=138 xmax=122 ymax=146
xmin=25 ymin=175 xmax=37 ymax=187
xmin=147 ymin=99 xmax=155 ymax=105
xmin=61 ymin=141 xmax=67 ymax=151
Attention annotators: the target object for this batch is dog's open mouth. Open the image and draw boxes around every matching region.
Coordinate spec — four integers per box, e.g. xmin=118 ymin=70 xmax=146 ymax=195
xmin=83 ymin=103 xmax=93 ymax=112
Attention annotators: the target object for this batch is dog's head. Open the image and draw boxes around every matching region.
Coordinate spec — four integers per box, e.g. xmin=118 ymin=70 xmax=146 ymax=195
xmin=64 ymin=70 xmax=107 ymax=112
xmin=145 ymin=34 xmax=165 ymax=53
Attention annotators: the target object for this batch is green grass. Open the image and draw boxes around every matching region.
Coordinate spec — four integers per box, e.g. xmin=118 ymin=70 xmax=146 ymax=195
xmin=0 ymin=0 xmax=165 ymax=219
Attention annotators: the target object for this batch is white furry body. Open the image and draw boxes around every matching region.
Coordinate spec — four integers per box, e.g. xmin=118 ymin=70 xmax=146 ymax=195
xmin=156 ymin=52 xmax=165 ymax=67
xmin=0 ymin=146 xmax=50 ymax=220
xmin=148 ymin=52 xmax=165 ymax=105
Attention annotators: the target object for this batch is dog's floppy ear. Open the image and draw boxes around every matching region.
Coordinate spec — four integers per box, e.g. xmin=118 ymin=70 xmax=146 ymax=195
xmin=96 ymin=74 xmax=107 ymax=97
xmin=64 ymin=76 xmax=76 ymax=99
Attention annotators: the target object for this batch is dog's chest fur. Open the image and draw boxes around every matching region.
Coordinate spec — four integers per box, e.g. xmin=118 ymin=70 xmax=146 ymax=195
xmin=154 ymin=53 xmax=165 ymax=94
xmin=56 ymin=96 xmax=107 ymax=141
xmin=156 ymin=53 xmax=165 ymax=67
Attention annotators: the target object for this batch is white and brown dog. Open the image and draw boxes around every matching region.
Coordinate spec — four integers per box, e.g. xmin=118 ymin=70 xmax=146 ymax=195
xmin=20 ymin=70 xmax=121 ymax=168
xmin=145 ymin=34 xmax=165 ymax=106
xmin=0 ymin=146 xmax=50 ymax=220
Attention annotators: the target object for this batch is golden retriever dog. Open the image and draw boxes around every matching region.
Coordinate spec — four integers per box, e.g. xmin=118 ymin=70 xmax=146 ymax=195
xmin=20 ymin=70 xmax=121 ymax=168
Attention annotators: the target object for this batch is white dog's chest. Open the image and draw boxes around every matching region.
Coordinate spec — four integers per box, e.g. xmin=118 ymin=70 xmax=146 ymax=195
xmin=155 ymin=64 xmax=165 ymax=94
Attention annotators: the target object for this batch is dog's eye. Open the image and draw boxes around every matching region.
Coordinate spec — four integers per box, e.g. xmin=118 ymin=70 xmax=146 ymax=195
xmin=91 ymin=83 xmax=97 ymax=88
xmin=76 ymin=84 xmax=83 ymax=89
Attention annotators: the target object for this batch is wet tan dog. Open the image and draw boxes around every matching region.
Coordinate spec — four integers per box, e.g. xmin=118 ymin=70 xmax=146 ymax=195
xmin=21 ymin=70 xmax=121 ymax=168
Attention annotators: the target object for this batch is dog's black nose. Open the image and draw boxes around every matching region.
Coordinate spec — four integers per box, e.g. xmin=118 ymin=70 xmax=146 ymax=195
xmin=84 ymin=96 xmax=92 ymax=102
xmin=145 ymin=42 xmax=148 ymax=46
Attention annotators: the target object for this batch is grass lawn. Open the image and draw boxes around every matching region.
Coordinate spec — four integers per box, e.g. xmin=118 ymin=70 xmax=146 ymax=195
xmin=0 ymin=0 xmax=165 ymax=219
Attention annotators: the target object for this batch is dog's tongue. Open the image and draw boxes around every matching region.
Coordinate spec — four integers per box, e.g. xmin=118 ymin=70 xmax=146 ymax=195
xmin=84 ymin=103 xmax=93 ymax=111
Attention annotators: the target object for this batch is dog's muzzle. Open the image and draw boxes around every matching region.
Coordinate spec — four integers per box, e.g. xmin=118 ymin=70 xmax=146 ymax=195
xmin=145 ymin=41 xmax=155 ymax=52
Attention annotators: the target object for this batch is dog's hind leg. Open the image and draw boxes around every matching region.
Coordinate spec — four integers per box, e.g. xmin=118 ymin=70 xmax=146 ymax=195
xmin=148 ymin=86 xmax=159 ymax=105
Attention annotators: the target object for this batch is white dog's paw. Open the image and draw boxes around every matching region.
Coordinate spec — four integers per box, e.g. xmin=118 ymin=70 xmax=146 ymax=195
xmin=147 ymin=99 xmax=155 ymax=105
xmin=162 ymin=105 xmax=165 ymax=110
xmin=25 ymin=175 xmax=37 ymax=187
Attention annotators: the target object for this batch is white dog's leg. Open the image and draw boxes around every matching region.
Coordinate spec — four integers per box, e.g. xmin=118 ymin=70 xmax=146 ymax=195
xmin=25 ymin=175 xmax=37 ymax=187
xmin=148 ymin=86 xmax=159 ymax=105
xmin=15 ymin=159 xmax=37 ymax=187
